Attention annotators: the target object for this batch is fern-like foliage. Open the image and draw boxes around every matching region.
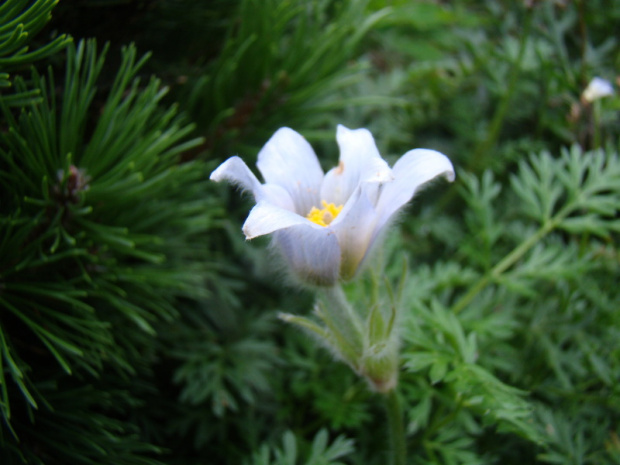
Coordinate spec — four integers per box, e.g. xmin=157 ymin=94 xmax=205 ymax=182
xmin=394 ymin=143 xmax=620 ymax=463
xmin=170 ymin=307 xmax=279 ymax=418
xmin=248 ymin=429 xmax=354 ymax=465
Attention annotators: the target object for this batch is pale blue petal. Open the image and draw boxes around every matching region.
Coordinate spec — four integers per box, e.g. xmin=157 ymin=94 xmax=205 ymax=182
xmin=243 ymin=201 xmax=317 ymax=239
xmin=375 ymin=148 xmax=454 ymax=229
xmin=273 ymin=225 xmax=342 ymax=286
xmin=330 ymin=186 xmax=379 ymax=280
xmin=261 ymin=183 xmax=295 ymax=211
xmin=257 ymin=127 xmax=323 ymax=215
xmin=320 ymin=125 xmax=392 ymax=206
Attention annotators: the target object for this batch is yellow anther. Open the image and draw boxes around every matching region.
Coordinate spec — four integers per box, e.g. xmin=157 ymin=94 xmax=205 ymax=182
xmin=306 ymin=201 xmax=343 ymax=227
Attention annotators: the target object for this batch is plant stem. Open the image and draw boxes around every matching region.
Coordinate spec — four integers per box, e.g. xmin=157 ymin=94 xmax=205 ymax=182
xmin=592 ymin=100 xmax=602 ymax=149
xmin=385 ymin=389 xmax=406 ymax=465
xmin=469 ymin=7 xmax=533 ymax=172
xmin=452 ymin=210 xmax=570 ymax=315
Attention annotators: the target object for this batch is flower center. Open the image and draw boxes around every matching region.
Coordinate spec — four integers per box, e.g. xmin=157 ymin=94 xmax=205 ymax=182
xmin=306 ymin=201 xmax=343 ymax=227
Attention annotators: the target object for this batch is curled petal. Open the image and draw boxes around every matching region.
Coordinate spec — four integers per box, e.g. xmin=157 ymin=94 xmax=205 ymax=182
xmin=273 ymin=225 xmax=342 ymax=286
xmin=243 ymin=201 xmax=316 ymax=240
xmin=321 ymin=125 xmax=393 ymax=205
xmin=210 ymin=156 xmax=295 ymax=210
xmin=257 ymin=127 xmax=324 ymax=215
xmin=376 ymin=149 xmax=454 ymax=229
xmin=210 ymin=156 xmax=262 ymax=199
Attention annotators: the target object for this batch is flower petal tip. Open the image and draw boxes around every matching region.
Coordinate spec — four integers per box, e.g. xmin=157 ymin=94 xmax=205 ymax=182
xmin=209 ymin=161 xmax=227 ymax=182
xmin=209 ymin=156 xmax=242 ymax=182
xmin=209 ymin=156 xmax=265 ymax=201
xmin=336 ymin=123 xmax=350 ymax=134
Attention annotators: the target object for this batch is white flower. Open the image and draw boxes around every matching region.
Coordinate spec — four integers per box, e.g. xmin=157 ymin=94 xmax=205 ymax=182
xmin=210 ymin=125 xmax=454 ymax=286
xmin=582 ymin=77 xmax=614 ymax=103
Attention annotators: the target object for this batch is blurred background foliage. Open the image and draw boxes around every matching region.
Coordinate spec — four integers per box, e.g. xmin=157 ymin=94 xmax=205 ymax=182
xmin=0 ymin=0 xmax=619 ymax=464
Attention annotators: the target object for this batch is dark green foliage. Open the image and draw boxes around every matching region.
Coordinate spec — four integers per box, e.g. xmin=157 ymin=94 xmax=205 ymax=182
xmin=391 ymin=143 xmax=620 ymax=463
xmin=247 ymin=429 xmax=355 ymax=465
xmin=5 ymin=380 xmax=164 ymax=465
xmin=1 ymin=0 xmax=620 ymax=464
xmin=0 ymin=37 xmax=219 ymax=463
xmin=0 ymin=0 xmax=71 ymax=105
xmin=176 ymin=0 xmax=392 ymax=158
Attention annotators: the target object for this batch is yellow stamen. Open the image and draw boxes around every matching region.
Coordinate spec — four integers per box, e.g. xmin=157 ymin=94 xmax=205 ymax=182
xmin=306 ymin=201 xmax=343 ymax=227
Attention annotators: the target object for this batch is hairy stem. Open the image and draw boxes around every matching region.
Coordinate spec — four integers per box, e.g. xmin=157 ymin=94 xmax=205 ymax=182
xmin=385 ymin=389 xmax=406 ymax=465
